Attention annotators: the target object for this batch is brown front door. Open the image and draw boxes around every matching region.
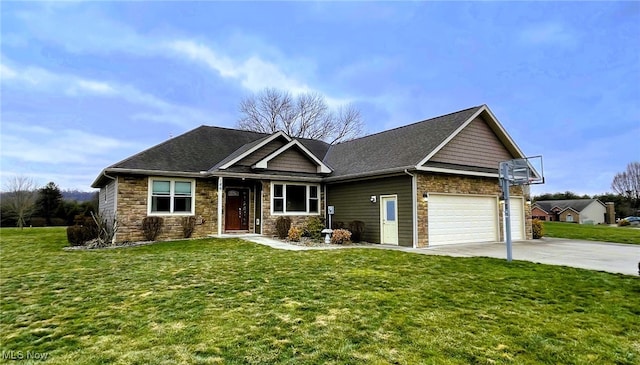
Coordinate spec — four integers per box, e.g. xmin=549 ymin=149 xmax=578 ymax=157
xmin=225 ymin=189 xmax=249 ymax=231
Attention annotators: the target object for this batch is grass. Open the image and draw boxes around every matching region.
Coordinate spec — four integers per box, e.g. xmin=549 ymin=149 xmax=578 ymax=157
xmin=1 ymin=227 xmax=639 ymax=364
xmin=543 ymin=221 xmax=640 ymax=244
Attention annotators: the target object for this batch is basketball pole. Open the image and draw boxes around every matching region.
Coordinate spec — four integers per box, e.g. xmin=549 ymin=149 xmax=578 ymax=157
xmin=500 ymin=162 xmax=513 ymax=262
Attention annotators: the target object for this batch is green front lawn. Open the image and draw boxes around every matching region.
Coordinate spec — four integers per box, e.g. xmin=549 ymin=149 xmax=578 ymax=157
xmin=1 ymin=227 xmax=639 ymax=364
xmin=543 ymin=221 xmax=640 ymax=244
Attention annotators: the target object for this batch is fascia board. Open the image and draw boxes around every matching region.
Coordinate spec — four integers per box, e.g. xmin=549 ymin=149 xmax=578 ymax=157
xmin=253 ymin=140 xmax=332 ymax=173
xmin=218 ymin=131 xmax=291 ymax=170
xmin=415 ymin=165 xmax=498 ymax=178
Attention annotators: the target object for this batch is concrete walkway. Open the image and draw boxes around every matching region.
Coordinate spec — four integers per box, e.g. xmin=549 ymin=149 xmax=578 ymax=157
xmin=221 ymin=234 xmax=640 ymax=276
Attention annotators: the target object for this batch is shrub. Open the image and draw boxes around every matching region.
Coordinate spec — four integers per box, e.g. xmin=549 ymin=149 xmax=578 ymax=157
xmin=303 ymin=216 xmax=325 ymax=240
xmin=619 ymin=219 xmax=630 ymax=227
xmin=331 ymin=221 xmax=345 ymax=230
xmin=50 ymin=217 xmax=67 ymax=226
xmin=142 ymin=217 xmax=164 ymax=241
xmin=349 ymin=220 xmax=365 ymax=242
xmin=30 ymin=217 xmax=47 ymax=227
xmin=65 ymin=215 xmax=100 ymax=246
xmin=182 ymin=216 xmax=197 ymax=238
xmin=66 ymin=225 xmax=87 ymax=246
xmin=532 ymin=218 xmax=544 ymax=239
xmin=331 ymin=229 xmax=352 ymax=245
xmin=288 ymin=226 xmax=302 ymax=242
xmin=275 ymin=216 xmax=291 ymax=239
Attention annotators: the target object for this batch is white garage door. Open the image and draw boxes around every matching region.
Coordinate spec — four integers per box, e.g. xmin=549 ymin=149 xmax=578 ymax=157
xmin=428 ymin=194 xmax=499 ymax=246
xmin=507 ymin=197 xmax=525 ymax=240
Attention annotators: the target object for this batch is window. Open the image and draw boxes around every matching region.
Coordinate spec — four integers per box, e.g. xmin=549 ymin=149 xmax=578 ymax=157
xmin=149 ymin=178 xmax=195 ymax=215
xmin=271 ymin=183 xmax=320 ymax=215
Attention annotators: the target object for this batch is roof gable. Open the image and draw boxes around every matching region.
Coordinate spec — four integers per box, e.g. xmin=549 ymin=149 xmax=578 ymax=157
xmin=217 ymin=131 xmax=291 ymax=170
xmin=324 ymin=106 xmax=483 ymax=178
xmin=253 ymin=140 xmax=332 ymax=174
xmin=426 ymin=115 xmax=515 ymax=169
xmin=534 ymin=199 xmax=604 ymax=213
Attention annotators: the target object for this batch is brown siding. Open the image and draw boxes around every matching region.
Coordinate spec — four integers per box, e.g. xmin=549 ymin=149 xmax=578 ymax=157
xmin=237 ymin=139 xmax=286 ymax=166
xmin=559 ymin=210 xmax=579 ymax=223
xmin=115 ymin=175 xmax=217 ymax=242
xmin=429 ymin=117 xmax=513 ymax=169
xmin=268 ymin=148 xmax=318 ymax=173
xmin=327 ymin=175 xmax=413 ymax=247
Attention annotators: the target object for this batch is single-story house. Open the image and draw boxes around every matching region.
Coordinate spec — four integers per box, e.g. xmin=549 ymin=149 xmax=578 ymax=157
xmin=92 ymin=104 xmax=533 ymax=247
xmin=532 ymin=199 xmax=614 ymax=224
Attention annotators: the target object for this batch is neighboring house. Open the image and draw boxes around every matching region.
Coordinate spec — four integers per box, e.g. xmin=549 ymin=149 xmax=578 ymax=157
xmin=532 ymin=199 xmax=612 ymax=224
xmin=92 ymin=104 xmax=533 ymax=247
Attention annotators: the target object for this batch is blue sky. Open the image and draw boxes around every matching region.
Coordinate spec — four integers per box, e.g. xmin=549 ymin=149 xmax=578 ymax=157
xmin=1 ymin=1 xmax=638 ymax=195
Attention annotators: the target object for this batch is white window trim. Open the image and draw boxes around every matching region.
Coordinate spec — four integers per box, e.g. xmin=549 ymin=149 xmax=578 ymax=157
xmin=270 ymin=182 xmax=321 ymax=216
xmin=147 ymin=177 xmax=196 ymax=216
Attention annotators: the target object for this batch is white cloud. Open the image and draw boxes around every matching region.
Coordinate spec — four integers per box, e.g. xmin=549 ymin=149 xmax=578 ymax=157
xmin=518 ymin=22 xmax=576 ymax=46
xmin=167 ymin=40 xmax=313 ymax=95
xmin=1 ymin=60 xmax=208 ymax=127
xmin=0 ymin=123 xmax=128 ymax=164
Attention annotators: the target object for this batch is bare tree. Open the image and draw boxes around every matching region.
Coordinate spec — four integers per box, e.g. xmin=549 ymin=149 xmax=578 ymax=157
xmin=611 ymin=161 xmax=640 ymax=212
xmin=237 ymin=88 xmax=364 ymax=144
xmin=2 ymin=176 xmax=38 ymax=229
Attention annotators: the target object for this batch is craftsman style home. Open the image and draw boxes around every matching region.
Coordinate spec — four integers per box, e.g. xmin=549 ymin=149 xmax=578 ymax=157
xmin=92 ymin=105 xmax=533 ymax=247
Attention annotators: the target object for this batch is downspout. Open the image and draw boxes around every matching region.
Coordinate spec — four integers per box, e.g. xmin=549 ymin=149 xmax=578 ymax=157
xmin=404 ymin=169 xmax=418 ymax=248
xmin=323 ymin=183 xmax=328 ymax=228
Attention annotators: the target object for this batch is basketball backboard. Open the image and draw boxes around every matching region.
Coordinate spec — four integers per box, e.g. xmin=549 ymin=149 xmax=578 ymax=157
xmin=499 ymin=155 xmax=544 ymax=186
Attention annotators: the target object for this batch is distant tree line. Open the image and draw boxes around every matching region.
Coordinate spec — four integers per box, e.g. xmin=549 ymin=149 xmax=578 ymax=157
xmin=1 ymin=178 xmax=98 ymax=228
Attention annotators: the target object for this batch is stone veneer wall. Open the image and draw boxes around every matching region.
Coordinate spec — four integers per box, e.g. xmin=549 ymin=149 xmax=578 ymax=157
xmin=115 ymin=175 xmax=217 ymax=242
xmin=415 ymin=173 xmax=530 ymax=247
xmin=260 ymin=180 xmax=325 ymax=237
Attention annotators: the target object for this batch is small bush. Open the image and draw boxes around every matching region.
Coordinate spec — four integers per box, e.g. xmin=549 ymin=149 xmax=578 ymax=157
xmin=303 ymin=216 xmax=325 ymax=240
xmin=331 ymin=221 xmax=345 ymax=230
xmin=65 ymin=215 xmax=100 ymax=246
xmin=331 ymin=229 xmax=352 ymax=245
xmin=142 ymin=217 xmax=164 ymax=241
xmin=182 ymin=216 xmax=197 ymax=238
xmin=349 ymin=220 xmax=365 ymax=242
xmin=66 ymin=225 xmax=87 ymax=246
xmin=30 ymin=217 xmax=47 ymax=227
xmin=532 ymin=219 xmax=544 ymax=239
xmin=288 ymin=226 xmax=302 ymax=242
xmin=275 ymin=216 xmax=291 ymax=239
xmin=619 ymin=219 xmax=630 ymax=227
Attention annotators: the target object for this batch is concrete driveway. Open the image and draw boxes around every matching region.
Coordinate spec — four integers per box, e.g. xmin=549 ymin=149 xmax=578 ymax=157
xmin=420 ymin=237 xmax=640 ymax=276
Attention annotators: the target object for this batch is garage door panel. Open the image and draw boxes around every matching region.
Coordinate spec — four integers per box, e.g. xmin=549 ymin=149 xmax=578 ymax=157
xmin=509 ymin=197 xmax=524 ymax=240
xmin=428 ymin=194 xmax=499 ymax=245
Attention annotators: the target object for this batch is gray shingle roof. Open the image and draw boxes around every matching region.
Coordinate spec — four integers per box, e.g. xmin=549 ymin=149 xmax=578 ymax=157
xmin=95 ymin=105 xmax=489 ymax=187
xmin=109 ymin=126 xmax=269 ymax=172
xmin=534 ymin=199 xmax=603 ymax=213
xmin=323 ymin=106 xmax=482 ymax=177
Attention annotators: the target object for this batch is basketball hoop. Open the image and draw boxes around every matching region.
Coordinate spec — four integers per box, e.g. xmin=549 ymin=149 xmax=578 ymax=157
xmin=499 ymin=155 xmax=545 ymax=262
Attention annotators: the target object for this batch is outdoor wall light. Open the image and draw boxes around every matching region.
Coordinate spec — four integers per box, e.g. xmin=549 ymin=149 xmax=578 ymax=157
xmin=422 ymin=192 xmax=428 ymax=202
xmin=370 ymin=195 xmax=377 ymax=203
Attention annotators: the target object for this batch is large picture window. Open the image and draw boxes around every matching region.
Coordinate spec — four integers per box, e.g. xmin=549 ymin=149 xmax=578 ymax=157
xmin=148 ymin=178 xmax=195 ymax=215
xmin=271 ymin=183 xmax=320 ymax=215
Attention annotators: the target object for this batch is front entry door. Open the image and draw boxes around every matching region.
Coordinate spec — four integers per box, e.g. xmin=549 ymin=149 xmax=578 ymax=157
xmin=381 ymin=195 xmax=398 ymax=245
xmin=225 ymin=189 xmax=249 ymax=231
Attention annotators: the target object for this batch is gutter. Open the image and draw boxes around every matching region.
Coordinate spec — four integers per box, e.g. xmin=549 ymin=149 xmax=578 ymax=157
xmin=404 ymin=169 xmax=418 ymax=249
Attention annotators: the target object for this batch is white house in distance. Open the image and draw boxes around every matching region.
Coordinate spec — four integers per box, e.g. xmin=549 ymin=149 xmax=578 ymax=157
xmin=532 ymin=199 xmax=614 ymax=224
